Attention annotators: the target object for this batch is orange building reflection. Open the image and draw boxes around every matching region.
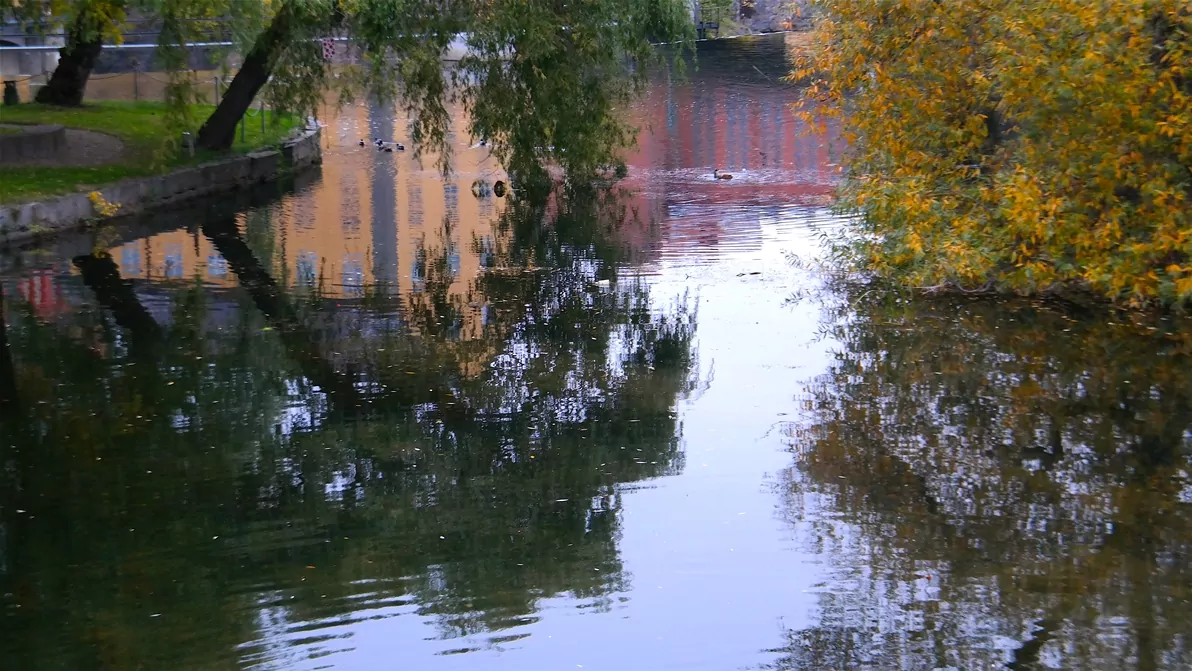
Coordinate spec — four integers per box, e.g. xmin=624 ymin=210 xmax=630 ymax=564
xmin=106 ymin=99 xmax=508 ymax=310
xmin=99 ymin=40 xmax=841 ymax=335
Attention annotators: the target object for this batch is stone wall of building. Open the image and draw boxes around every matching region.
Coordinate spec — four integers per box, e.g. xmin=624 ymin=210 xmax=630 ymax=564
xmin=739 ymin=0 xmax=813 ymax=33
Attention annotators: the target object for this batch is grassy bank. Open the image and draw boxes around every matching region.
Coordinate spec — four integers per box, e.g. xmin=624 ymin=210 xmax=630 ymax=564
xmin=0 ymin=102 xmax=298 ymax=202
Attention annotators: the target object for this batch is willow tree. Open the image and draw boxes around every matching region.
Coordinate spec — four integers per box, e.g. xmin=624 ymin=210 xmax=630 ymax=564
xmin=3 ymin=0 xmax=127 ymax=106
xmin=167 ymin=0 xmax=692 ymax=176
xmin=797 ymin=1 xmax=1192 ymax=306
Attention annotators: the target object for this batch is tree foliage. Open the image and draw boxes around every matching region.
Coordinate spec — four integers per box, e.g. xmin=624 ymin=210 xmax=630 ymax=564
xmin=13 ymin=0 xmax=691 ymax=173
xmin=797 ymin=1 xmax=1192 ymax=306
xmin=3 ymin=0 xmax=127 ymax=41
xmin=152 ymin=0 xmax=692 ymax=173
xmin=6 ymin=1 xmax=129 ymax=105
xmin=774 ymin=287 xmax=1192 ymax=668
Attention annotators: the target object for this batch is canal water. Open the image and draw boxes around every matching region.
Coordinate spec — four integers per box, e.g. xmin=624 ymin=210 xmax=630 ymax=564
xmin=3 ymin=33 xmax=1192 ymax=670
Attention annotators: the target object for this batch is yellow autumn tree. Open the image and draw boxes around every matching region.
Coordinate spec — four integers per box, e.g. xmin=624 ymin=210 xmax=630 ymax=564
xmin=796 ymin=0 xmax=1192 ymax=306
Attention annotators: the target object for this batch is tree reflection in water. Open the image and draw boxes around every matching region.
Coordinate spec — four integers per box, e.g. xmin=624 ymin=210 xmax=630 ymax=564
xmin=0 ymin=183 xmax=697 ymax=668
xmin=775 ymin=290 xmax=1192 ymax=670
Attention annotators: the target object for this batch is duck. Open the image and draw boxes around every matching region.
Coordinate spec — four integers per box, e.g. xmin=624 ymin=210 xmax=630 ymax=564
xmin=375 ymin=139 xmax=405 ymax=152
xmin=493 ymin=180 xmax=507 ymax=198
xmin=358 ymin=139 xmax=366 ymax=146
xmin=713 ymin=169 xmax=733 ymax=180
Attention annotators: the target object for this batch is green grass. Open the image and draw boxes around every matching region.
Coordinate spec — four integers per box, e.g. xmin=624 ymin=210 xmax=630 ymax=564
xmin=0 ymin=101 xmax=299 ymax=202
xmin=0 ymin=126 xmax=21 ymax=135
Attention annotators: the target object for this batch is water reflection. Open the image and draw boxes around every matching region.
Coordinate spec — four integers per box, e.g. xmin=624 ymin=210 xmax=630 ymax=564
xmin=628 ymin=33 xmax=840 ymax=206
xmin=0 ymin=178 xmax=697 ymax=667
xmin=97 ymin=99 xmax=506 ymax=302
xmin=7 ymin=29 xmax=1186 ymax=671
xmin=0 ymin=32 xmax=849 ymax=669
xmin=778 ymin=292 xmax=1192 ymax=670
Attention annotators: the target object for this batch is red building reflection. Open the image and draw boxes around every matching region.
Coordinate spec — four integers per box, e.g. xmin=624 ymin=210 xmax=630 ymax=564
xmin=617 ymin=55 xmax=844 ymax=262
xmin=16 ymin=269 xmax=68 ymax=319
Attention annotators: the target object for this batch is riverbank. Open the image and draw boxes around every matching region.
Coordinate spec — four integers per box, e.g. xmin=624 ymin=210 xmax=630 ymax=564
xmin=0 ymin=102 xmax=299 ymax=202
xmin=0 ymin=103 xmax=319 ymax=246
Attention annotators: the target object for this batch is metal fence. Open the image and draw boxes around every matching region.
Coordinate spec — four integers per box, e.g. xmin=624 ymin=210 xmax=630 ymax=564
xmin=3 ymin=69 xmax=237 ymax=104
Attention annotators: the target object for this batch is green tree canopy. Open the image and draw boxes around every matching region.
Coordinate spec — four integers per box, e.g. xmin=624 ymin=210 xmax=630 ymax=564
xmin=4 ymin=0 xmax=129 ymax=105
xmin=145 ymin=0 xmax=693 ymax=174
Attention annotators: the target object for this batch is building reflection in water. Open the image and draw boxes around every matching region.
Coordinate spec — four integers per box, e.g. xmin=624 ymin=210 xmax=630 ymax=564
xmin=0 ymin=165 xmax=702 ymax=670
xmin=0 ymin=32 xmax=850 ymax=669
xmin=101 ymin=98 xmax=507 ymax=311
xmin=91 ymin=47 xmax=840 ymax=326
xmin=369 ymin=97 xmax=399 ymax=293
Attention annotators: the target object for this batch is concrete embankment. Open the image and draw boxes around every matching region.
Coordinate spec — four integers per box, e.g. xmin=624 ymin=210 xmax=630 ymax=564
xmin=0 ymin=127 xmax=322 ymax=245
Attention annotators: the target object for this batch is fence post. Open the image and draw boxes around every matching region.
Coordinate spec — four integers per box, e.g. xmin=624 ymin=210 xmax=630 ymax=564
xmin=260 ymin=100 xmax=265 ymax=135
xmin=213 ymin=76 xmax=220 ymax=105
xmin=132 ymin=69 xmax=139 ymax=102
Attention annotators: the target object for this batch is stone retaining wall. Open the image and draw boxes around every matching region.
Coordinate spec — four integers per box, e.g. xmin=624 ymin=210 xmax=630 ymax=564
xmin=0 ymin=124 xmax=66 ymax=160
xmin=0 ymin=168 xmax=321 ymax=274
xmin=738 ymin=0 xmax=813 ymax=33
xmin=0 ymin=127 xmax=322 ymax=245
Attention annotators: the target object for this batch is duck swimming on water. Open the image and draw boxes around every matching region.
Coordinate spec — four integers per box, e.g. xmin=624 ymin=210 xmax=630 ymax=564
xmin=713 ymin=169 xmax=733 ymax=180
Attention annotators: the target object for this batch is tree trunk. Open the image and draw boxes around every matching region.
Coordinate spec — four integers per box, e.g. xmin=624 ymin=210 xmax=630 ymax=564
xmin=201 ymin=216 xmax=364 ymax=413
xmin=73 ymin=253 xmax=163 ymax=356
xmin=196 ymin=8 xmax=294 ymax=151
xmin=35 ymin=12 xmax=103 ymax=107
xmin=0 ymin=288 xmax=19 ymax=412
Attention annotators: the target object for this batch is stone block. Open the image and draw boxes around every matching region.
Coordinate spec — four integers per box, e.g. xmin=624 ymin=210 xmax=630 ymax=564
xmin=248 ymin=150 xmax=281 ymax=183
xmin=199 ymin=157 xmax=250 ymax=191
xmin=140 ymin=176 xmax=166 ymax=202
xmin=101 ymin=180 xmax=148 ymax=216
xmin=0 ymin=124 xmax=65 ymax=160
xmin=281 ymin=129 xmax=322 ymax=170
xmin=165 ymin=167 xmax=205 ymax=199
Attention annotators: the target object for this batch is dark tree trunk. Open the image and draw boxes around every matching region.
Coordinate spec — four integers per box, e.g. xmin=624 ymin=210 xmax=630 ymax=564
xmin=196 ymin=8 xmax=294 ymax=151
xmin=73 ymin=253 xmax=163 ymax=355
xmin=0 ymin=288 xmax=19 ymax=412
xmin=201 ymin=217 xmax=364 ymax=412
xmin=35 ymin=12 xmax=103 ymax=106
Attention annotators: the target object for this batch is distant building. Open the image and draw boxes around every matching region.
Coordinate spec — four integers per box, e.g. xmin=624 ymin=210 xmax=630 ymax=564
xmin=692 ymin=0 xmax=811 ymax=34
xmin=0 ymin=15 xmax=62 ymax=78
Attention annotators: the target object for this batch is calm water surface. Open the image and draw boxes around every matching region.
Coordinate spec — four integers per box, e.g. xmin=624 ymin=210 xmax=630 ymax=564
xmin=2 ymin=34 xmax=1192 ymax=670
